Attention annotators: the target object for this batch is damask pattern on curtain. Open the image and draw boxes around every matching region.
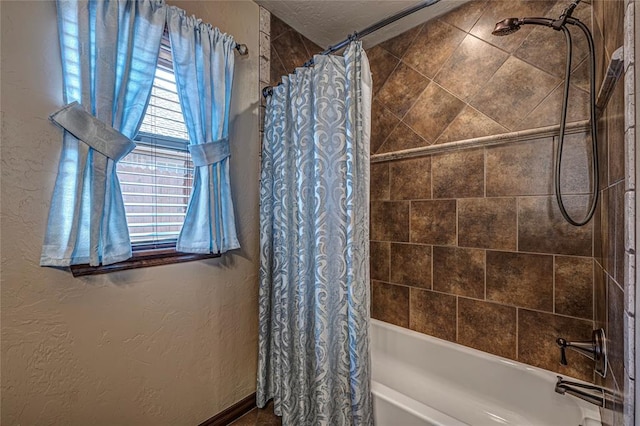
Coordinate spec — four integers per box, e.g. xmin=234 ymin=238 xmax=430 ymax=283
xmin=257 ymin=42 xmax=373 ymax=426
xmin=166 ymin=7 xmax=240 ymax=254
xmin=41 ymin=0 xmax=166 ymax=266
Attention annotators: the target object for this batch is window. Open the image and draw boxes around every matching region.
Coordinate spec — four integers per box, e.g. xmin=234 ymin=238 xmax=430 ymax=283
xmin=49 ymin=4 xmax=240 ymax=276
xmin=117 ymin=35 xmax=193 ymax=249
xmin=71 ymin=35 xmax=219 ymax=276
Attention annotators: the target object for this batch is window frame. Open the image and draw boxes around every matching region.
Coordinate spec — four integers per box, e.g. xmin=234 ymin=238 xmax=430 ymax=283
xmin=70 ymin=247 xmax=220 ymax=277
xmin=70 ymin=31 xmax=221 ymax=277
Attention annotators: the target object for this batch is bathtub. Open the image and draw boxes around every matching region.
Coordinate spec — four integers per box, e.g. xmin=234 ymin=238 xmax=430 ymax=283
xmin=370 ymin=319 xmax=602 ymax=426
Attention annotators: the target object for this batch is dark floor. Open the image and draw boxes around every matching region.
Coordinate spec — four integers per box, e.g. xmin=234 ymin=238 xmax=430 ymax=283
xmin=229 ymin=400 xmax=281 ymax=426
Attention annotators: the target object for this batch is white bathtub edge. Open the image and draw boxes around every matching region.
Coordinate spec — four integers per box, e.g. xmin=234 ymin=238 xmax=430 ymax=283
xmin=371 ymin=319 xmax=595 ymax=386
xmin=370 ymin=318 xmax=602 ymax=424
xmin=372 ymin=381 xmax=469 ymax=426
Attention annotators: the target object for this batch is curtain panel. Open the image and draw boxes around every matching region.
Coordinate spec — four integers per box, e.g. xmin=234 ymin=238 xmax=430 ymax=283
xmin=167 ymin=7 xmax=240 ymax=254
xmin=42 ymin=0 xmax=242 ymax=267
xmin=41 ymin=0 xmax=166 ymax=266
xmin=257 ymin=42 xmax=373 ymax=426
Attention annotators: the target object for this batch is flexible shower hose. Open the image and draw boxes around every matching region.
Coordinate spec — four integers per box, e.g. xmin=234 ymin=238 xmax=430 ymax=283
xmin=555 ymin=20 xmax=599 ymax=226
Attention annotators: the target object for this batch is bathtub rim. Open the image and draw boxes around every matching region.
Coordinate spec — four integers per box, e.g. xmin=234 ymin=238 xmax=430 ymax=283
xmin=370 ymin=318 xmax=602 ymax=424
xmin=371 ymin=381 xmax=469 ymax=426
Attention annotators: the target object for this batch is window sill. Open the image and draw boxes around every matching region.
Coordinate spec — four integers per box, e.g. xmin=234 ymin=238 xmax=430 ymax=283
xmin=70 ymin=247 xmax=221 ymax=277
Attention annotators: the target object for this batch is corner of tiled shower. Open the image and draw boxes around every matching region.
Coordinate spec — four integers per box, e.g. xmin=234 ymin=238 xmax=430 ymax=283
xmin=593 ymin=0 xmax=636 ymax=424
xmin=620 ymin=1 xmax=635 ymax=424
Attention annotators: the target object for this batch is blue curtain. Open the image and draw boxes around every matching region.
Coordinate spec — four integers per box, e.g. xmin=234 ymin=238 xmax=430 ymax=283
xmin=41 ymin=0 xmax=166 ymax=266
xmin=257 ymin=42 xmax=373 ymax=426
xmin=166 ymin=7 xmax=240 ymax=254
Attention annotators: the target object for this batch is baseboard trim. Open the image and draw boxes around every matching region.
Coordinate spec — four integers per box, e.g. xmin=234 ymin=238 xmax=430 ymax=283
xmin=198 ymin=393 xmax=257 ymax=426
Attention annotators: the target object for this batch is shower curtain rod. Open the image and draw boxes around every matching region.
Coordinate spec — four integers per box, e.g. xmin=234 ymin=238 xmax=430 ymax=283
xmin=262 ymin=0 xmax=441 ymax=98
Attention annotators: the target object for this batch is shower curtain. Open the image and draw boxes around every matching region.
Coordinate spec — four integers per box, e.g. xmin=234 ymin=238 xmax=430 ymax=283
xmin=257 ymin=42 xmax=373 ymax=425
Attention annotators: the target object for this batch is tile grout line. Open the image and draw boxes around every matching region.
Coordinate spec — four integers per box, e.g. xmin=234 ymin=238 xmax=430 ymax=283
xmin=378 ymin=22 xmax=425 ymax=63
xmin=430 ymin=155 xmax=433 ymax=201
xmin=455 ymin=295 xmax=459 ymax=343
xmin=387 ymin=239 xmax=391 ymax=283
xmin=408 ymin=287 xmax=412 ymax=330
xmin=430 ymin=243 xmax=434 ymax=291
xmin=455 ymin=198 xmax=459 ymax=248
xmin=593 ymin=258 xmax=597 ymax=325
xmin=515 ymin=307 xmax=519 ymax=361
xmin=553 ymin=255 xmax=556 ymax=314
xmin=483 ymin=146 xmax=487 ymax=199
xmin=398 ymin=80 xmax=432 ymax=126
xmin=376 ymin=279 xmax=595 ymax=323
xmin=429 ymin=19 xmax=467 ymax=81
xmin=484 ymin=249 xmax=487 ymax=301
xmin=408 ymin=200 xmax=412 ymax=247
xmin=516 ymin=196 xmax=520 ymax=252
xmin=373 ymin=100 xmax=403 ymax=154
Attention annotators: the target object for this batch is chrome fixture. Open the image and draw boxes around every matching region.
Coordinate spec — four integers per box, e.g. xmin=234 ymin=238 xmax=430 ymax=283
xmin=556 ymin=329 xmax=607 ymax=377
xmin=555 ymin=376 xmax=619 ymax=408
xmin=492 ymin=0 xmax=599 ymax=227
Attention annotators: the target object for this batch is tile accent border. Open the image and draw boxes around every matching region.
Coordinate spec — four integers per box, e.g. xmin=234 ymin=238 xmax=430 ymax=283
xmin=371 ymin=120 xmax=590 ymax=163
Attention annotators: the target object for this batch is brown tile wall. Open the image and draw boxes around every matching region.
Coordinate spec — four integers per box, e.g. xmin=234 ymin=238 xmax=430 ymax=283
xmin=371 ymin=133 xmax=596 ymax=382
xmin=591 ymin=1 xmax=635 ymax=425
xmin=265 ymin=15 xmax=323 ymax=142
xmin=369 ymin=0 xmax=601 ymax=384
xmin=268 ymin=15 xmax=322 ymax=86
xmin=370 ymin=2 xmax=635 ymax=409
xmin=368 ymin=0 xmax=592 ymax=154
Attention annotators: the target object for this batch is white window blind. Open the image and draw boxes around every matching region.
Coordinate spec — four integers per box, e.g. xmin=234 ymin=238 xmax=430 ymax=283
xmin=117 ymin=37 xmax=193 ymax=247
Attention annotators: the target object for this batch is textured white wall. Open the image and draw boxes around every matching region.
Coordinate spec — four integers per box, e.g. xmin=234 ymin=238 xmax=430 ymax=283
xmin=0 ymin=1 xmax=260 ymax=424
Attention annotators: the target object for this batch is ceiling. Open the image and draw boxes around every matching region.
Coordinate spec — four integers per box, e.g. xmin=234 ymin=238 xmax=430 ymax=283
xmin=255 ymin=0 xmax=472 ymax=50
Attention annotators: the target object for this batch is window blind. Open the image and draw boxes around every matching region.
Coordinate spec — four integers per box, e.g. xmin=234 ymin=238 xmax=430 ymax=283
xmin=117 ymin=38 xmax=193 ymax=246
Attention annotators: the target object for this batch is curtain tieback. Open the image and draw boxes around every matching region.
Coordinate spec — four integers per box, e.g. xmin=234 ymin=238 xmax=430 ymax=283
xmin=49 ymin=102 xmax=136 ymax=162
xmin=188 ymin=138 xmax=230 ymax=167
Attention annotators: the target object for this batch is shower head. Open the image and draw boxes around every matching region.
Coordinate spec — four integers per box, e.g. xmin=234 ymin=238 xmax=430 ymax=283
xmin=492 ymin=18 xmax=522 ymax=36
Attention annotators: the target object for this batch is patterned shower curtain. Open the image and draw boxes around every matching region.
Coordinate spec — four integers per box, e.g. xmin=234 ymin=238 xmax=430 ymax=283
xmin=257 ymin=42 xmax=373 ymax=425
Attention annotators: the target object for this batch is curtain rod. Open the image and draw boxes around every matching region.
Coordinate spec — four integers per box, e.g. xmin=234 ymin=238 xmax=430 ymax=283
xmin=235 ymin=43 xmax=249 ymax=55
xmin=162 ymin=25 xmax=249 ymax=56
xmin=262 ymin=0 xmax=441 ymax=98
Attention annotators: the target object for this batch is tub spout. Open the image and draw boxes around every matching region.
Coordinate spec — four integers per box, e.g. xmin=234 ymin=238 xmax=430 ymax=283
xmin=555 ymin=376 xmax=618 ymax=408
